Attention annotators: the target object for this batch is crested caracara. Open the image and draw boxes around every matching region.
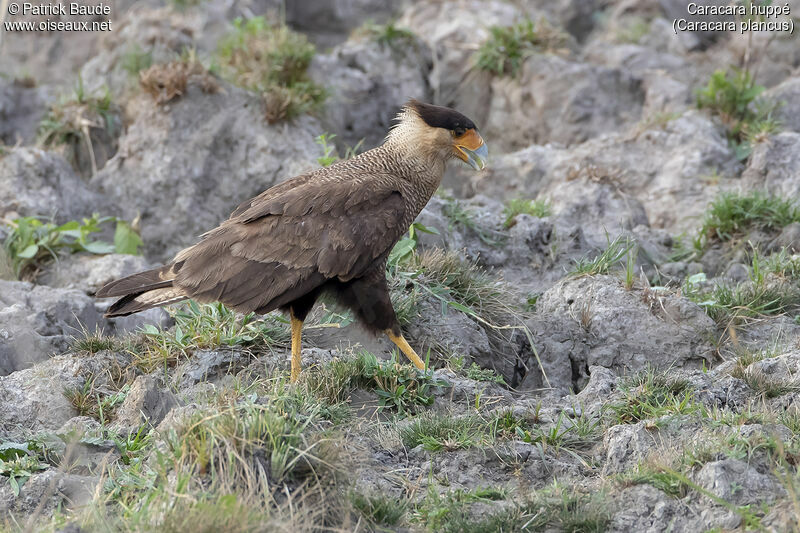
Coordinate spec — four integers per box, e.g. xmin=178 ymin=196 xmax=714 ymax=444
xmin=96 ymin=100 xmax=488 ymax=381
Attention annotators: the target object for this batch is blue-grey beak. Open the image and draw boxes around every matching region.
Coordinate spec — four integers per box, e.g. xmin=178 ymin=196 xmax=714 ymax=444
xmin=461 ymin=142 xmax=488 ymax=171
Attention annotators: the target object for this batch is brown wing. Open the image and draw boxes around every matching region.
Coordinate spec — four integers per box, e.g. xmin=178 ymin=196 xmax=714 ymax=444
xmin=172 ymin=174 xmax=407 ymax=314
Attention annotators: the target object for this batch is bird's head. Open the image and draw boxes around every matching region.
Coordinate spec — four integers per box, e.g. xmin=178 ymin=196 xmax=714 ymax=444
xmin=387 ymin=100 xmax=488 ymax=170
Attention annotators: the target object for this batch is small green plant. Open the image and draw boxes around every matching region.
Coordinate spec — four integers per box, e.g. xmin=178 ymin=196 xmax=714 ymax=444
xmin=623 ymin=244 xmax=637 ymax=290
xmin=607 ymin=368 xmax=699 ymax=424
xmin=350 ymin=491 xmax=408 ymax=528
xmin=135 ymin=301 xmax=289 ymax=371
xmin=618 ymin=462 xmax=689 ymax=498
xmin=356 ymin=21 xmax=416 ymax=49
xmin=414 ymin=485 xmax=508 ymax=532
xmin=0 ymin=448 xmax=48 ymax=496
xmin=400 ymin=413 xmax=491 ymax=451
xmin=513 ymin=411 xmax=600 ymax=459
xmin=414 ymin=483 xmax=608 ymax=533
xmin=216 ymin=16 xmax=326 ymax=122
xmin=38 ymin=77 xmax=121 ymax=175
xmin=169 ymin=0 xmax=205 ymax=9
xmin=502 ymin=198 xmax=551 ymax=228
xmin=476 ymin=19 xmax=568 ymax=76
xmin=570 ymin=235 xmax=636 ymax=277
xmin=442 ymin=197 xmax=503 ymax=246
xmin=696 ymin=68 xmax=780 ymax=159
xmin=387 ymin=221 xmax=439 ymax=267
xmin=465 ymin=362 xmax=506 ymax=384
xmin=365 ymin=353 xmax=448 ymax=416
xmin=697 ymin=192 xmax=800 ymax=246
xmin=683 ymin=259 xmax=800 ymax=324
xmin=315 ymin=132 xmax=339 ymax=166
xmin=614 ymin=16 xmax=651 ymax=44
xmin=177 ymin=397 xmax=339 ymax=490
xmin=63 ymin=379 xmax=129 ymax=424
xmin=314 ymin=132 xmax=364 ymax=167
xmin=121 ymin=45 xmax=153 ymax=76
xmin=71 ymin=328 xmax=119 ymax=354
xmin=300 ymin=351 xmax=374 ymax=405
xmin=2 ymin=214 xmax=142 ymax=280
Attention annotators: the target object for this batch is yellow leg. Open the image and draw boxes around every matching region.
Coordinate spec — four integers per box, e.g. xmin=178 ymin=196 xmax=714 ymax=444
xmin=385 ymin=330 xmax=426 ymax=370
xmin=290 ymin=312 xmax=303 ymax=382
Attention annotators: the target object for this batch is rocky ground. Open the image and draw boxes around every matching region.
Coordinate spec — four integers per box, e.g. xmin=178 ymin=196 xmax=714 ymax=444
xmin=2 ymin=0 xmax=800 ymax=531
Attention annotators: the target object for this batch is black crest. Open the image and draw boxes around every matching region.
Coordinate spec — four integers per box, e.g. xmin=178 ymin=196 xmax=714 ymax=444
xmin=407 ymin=100 xmax=477 ymax=131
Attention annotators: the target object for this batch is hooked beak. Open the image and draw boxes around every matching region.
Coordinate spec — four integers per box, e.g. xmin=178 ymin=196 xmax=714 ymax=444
xmin=454 ymin=129 xmax=488 ymax=171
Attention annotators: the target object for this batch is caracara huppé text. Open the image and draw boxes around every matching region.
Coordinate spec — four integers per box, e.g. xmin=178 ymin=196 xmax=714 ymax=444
xmin=96 ymin=100 xmax=488 ymax=381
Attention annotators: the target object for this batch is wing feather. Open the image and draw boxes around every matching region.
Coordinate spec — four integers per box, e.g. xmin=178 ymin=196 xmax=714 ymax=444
xmin=173 ymin=174 xmax=406 ymax=314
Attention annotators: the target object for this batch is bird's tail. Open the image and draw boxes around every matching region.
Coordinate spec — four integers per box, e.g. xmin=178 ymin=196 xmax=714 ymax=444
xmin=96 ymin=265 xmax=189 ymax=317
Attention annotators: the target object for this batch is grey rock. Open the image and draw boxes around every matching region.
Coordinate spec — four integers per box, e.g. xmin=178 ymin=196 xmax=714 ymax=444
xmin=693 ymin=374 xmax=752 ymax=412
xmin=694 ymin=458 xmax=785 ymax=506
xmin=0 ymin=148 xmax=108 ymax=222
xmin=431 ymin=368 xmax=512 ymax=407
xmin=0 ymin=80 xmax=52 ymax=145
xmin=404 ymin=296 xmax=494 ymax=372
xmin=0 ymin=356 xmax=81 ymax=434
xmin=463 ymin=111 xmax=736 ymax=236
xmin=57 ymin=416 xmax=102 ymax=440
xmin=658 ymin=0 xmax=733 ymax=51
xmin=585 ymin=43 xmax=689 ymax=81
xmin=0 ymin=280 xmax=105 ymax=374
xmin=174 ymin=349 xmax=258 ymax=387
xmin=112 ymin=375 xmax=179 ymax=432
xmin=39 ymin=253 xmax=153 ymax=295
xmin=748 ymin=350 xmax=800 ymax=387
xmin=79 ymin=7 xmax=201 ymax=96
xmin=575 ymin=365 xmax=617 ymax=406
xmin=1 ymin=8 xmax=105 ymax=85
xmin=724 ymin=262 xmax=750 ymax=282
xmin=37 ymin=253 xmax=173 ymax=334
xmin=603 ymin=421 xmax=657 ymax=474
xmin=0 ymin=470 xmax=99 ymax=517
xmin=642 ymin=71 xmax=692 ymax=116
xmin=742 ymin=132 xmax=800 ymax=200
xmin=0 ymin=352 xmax=129 ymax=435
xmin=156 ymin=404 xmax=199 ymax=435
xmin=310 ymin=33 xmax=432 ymax=148
xmin=609 ymin=484 xmax=692 ymax=533
xmin=397 ymin=0 xmax=523 ymax=127
xmin=765 ymin=76 xmax=800 ymax=133
xmin=484 ymin=54 xmax=644 ymax=150
xmin=548 ymin=180 xmax=649 ymax=247
xmin=768 ymin=222 xmax=800 ymax=253
xmin=90 ymin=84 xmax=320 ymax=260
xmin=531 ymin=275 xmax=715 ymax=391
xmin=286 ymin=0 xmax=398 ymax=48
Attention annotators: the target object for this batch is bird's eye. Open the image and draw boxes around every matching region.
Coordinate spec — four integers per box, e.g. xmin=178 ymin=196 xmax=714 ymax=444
xmin=453 ymin=127 xmax=466 ymax=137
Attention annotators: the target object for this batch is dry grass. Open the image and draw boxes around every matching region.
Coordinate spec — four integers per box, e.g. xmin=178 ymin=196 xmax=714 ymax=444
xmin=139 ymin=59 xmax=219 ymax=105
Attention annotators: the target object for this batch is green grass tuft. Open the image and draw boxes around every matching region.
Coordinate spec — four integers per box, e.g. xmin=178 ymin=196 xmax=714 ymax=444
xmin=132 ymin=301 xmax=289 ymax=371
xmin=355 ymin=20 xmax=416 ymax=49
xmin=216 ymin=16 xmax=325 ymax=123
xmin=698 ymin=191 xmax=800 ymax=245
xmin=414 ymin=483 xmax=608 ymax=533
xmin=476 ymin=19 xmax=568 ymax=76
xmin=120 ymin=45 xmax=153 ymax=76
xmin=400 ymin=412 xmax=492 ymax=452
xmin=351 ymin=491 xmax=408 ymax=527
xmin=502 ymin=198 xmax=552 ymax=228
xmin=442 ymin=196 xmax=504 ymax=246
xmin=570 ymin=235 xmax=635 ymax=277
xmin=696 ymin=68 xmax=780 ymax=159
xmin=607 ymin=368 xmax=700 ymax=424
